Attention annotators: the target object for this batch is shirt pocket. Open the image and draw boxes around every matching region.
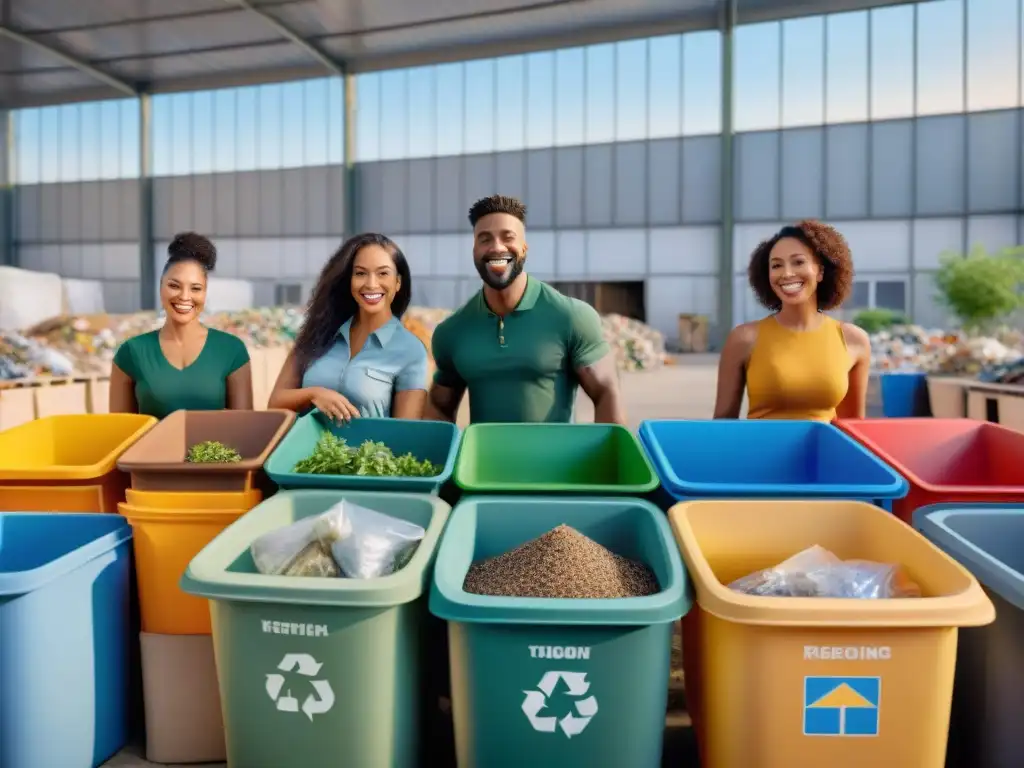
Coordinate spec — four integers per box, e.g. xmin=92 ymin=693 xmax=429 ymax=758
xmin=365 ymin=367 xmax=396 ymax=385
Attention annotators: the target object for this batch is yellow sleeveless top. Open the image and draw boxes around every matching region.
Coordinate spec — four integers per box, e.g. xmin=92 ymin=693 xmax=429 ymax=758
xmin=746 ymin=315 xmax=850 ymax=422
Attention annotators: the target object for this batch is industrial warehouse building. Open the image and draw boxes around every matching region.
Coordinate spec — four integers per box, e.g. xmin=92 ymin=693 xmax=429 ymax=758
xmin=2 ymin=0 xmax=1020 ymax=345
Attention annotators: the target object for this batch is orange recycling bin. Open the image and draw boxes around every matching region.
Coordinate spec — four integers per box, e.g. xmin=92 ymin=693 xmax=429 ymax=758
xmin=835 ymin=418 xmax=1024 ymax=523
xmin=668 ymin=499 xmax=994 ymax=768
xmin=0 ymin=414 xmax=156 ymax=513
xmin=118 ymin=502 xmax=248 ymax=634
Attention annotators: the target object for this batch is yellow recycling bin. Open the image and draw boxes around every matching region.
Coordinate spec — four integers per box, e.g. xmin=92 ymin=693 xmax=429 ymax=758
xmin=667 ymin=499 xmax=994 ymax=768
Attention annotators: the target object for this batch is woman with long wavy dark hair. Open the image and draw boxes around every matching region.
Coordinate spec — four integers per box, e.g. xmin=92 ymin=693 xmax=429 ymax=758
xmin=268 ymin=233 xmax=427 ymax=420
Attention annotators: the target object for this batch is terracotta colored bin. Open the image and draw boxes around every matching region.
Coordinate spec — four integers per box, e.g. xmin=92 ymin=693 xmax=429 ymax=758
xmin=117 ymin=409 xmax=295 ymax=492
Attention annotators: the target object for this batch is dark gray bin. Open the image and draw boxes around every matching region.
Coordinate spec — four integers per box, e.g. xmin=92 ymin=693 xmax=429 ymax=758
xmin=913 ymin=504 xmax=1024 ymax=768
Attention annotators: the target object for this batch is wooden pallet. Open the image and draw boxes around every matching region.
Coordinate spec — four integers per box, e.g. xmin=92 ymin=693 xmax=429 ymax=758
xmin=0 ymin=345 xmax=292 ymax=432
xmin=247 ymin=345 xmax=290 ymax=411
xmin=0 ymin=374 xmax=110 ymax=430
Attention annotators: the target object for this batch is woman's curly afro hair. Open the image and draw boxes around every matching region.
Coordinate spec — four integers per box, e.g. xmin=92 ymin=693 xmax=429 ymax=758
xmin=747 ymin=219 xmax=854 ymax=312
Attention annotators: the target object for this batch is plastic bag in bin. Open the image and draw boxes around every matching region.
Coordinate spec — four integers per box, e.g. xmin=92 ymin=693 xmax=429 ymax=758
xmin=728 ymin=544 xmax=922 ymax=599
xmin=250 ymin=499 xmax=426 ymax=579
xmin=327 ymin=501 xmax=425 ymax=579
xmin=251 ymin=511 xmax=347 ymax=577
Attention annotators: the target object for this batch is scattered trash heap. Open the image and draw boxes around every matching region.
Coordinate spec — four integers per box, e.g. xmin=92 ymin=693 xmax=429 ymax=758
xmin=1 ymin=305 xmax=669 ymax=380
xmin=871 ymin=325 xmax=1024 ymax=384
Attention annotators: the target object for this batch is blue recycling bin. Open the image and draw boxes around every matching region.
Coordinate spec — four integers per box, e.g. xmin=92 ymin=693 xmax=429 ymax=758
xmin=0 ymin=513 xmax=133 ymax=768
xmin=638 ymin=419 xmax=908 ymax=509
xmin=913 ymin=504 xmax=1024 ymax=768
xmin=879 ymin=371 xmax=930 ymax=417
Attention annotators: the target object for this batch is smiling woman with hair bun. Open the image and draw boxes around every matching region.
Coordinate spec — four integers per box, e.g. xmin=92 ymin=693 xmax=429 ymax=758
xmin=108 ymin=231 xmax=253 ymax=418
xmin=713 ymin=219 xmax=872 ymax=423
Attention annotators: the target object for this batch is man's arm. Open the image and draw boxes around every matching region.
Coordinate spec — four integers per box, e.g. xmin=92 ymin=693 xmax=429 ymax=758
xmin=569 ymin=300 xmax=626 ymax=426
xmin=576 ymin=355 xmax=626 ymax=425
xmin=423 ymin=381 xmax=466 ymax=423
xmin=422 ymin=320 xmax=467 ymax=423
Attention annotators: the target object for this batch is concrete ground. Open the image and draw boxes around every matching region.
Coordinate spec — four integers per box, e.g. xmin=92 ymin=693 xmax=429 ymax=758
xmin=105 ymin=357 xmax=720 ymax=768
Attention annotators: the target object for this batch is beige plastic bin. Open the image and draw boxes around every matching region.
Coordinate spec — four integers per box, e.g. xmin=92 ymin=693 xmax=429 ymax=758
xmin=927 ymin=377 xmax=968 ymax=418
xmin=140 ymin=632 xmax=226 ymax=764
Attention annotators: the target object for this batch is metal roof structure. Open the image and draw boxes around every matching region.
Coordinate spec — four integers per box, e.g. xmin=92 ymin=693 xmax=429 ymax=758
xmin=1 ymin=0 xmax=925 ymax=108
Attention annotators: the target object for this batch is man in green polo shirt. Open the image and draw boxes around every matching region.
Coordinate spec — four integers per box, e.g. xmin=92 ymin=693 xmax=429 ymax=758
xmin=423 ymin=194 xmax=626 ymax=425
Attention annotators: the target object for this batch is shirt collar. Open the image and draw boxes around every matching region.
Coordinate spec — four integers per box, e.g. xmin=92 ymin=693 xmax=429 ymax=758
xmin=476 ymin=275 xmax=541 ymax=315
xmin=338 ymin=316 xmax=400 ymax=347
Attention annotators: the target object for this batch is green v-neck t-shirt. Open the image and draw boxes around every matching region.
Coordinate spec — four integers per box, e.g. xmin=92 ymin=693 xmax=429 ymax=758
xmin=113 ymin=328 xmax=250 ymax=419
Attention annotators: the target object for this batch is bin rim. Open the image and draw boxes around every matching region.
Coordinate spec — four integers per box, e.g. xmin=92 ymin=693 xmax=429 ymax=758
xmin=668 ymin=498 xmax=995 ymax=628
xmin=124 ymin=488 xmax=263 ymax=507
xmin=117 ymin=501 xmax=248 ymax=524
xmin=0 ymin=512 xmax=132 ymax=597
xmin=180 ymin=489 xmax=451 ymax=608
xmin=0 ymin=413 xmax=157 ymax=481
xmin=835 ymin=417 xmax=1024 ymax=495
xmin=913 ymin=503 xmax=1024 ymax=612
xmin=263 ymin=410 xmax=461 ymax=489
xmin=115 ymin=408 xmax=296 ymax=475
xmin=428 ymin=495 xmax=689 ymax=626
xmin=638 ymin=419 xmax=909 ymax=500
xmin=452 ymin=423 xmax=660 ymax=494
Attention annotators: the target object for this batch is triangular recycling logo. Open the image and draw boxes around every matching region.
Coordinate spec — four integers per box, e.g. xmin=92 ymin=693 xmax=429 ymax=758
xmin=265 ymin=653 xmax=335 ymax=721
xmin=521 ymin=670 xmax=599 ymax=738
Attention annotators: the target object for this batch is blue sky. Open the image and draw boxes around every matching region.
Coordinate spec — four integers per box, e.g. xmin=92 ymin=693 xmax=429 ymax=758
xmin=12 ymin=0 xmax=1022 ymax=184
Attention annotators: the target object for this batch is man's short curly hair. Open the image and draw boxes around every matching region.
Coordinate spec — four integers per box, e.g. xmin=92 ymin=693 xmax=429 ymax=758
xmin=747 ymin=219 xmax=854 ymax=312
xmin=468 ymin=195 xmax=527 ymax=227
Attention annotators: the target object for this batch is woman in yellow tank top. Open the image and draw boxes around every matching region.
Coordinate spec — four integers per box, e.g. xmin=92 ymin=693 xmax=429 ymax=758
xmin=713 ymin=220 xmax=872 ymax=423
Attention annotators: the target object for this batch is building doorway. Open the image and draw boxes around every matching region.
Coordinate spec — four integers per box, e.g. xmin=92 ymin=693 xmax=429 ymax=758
xmin=550 ymin=281 xmax=646 ymax=322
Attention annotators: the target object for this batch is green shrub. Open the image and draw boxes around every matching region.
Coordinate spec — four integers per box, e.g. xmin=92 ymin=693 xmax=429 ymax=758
xmin=934 ymin=245 xmax=1024 ymax=332
xmin=852 ymin=309 xmax=910 ymax=334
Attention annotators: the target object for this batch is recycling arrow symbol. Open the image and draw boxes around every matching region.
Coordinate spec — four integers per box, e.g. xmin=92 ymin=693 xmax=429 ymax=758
xmin=265 ymin=653 xmax=335 ymax=721
xmin=521 ymin=671 xmax=599 ymax=738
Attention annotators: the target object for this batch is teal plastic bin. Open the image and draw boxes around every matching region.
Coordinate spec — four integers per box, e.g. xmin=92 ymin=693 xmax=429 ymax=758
xmin=430 ymin=496 xmax=688 ymax=768
xmin=180 ymin=489 xmax=450 ymax=768
xmin=264 ymin=411 xmax=460 ymax=493
xmin=454 ymin=423 xmax=658 ymax=495
xmin=914 ymin=503 xmax=1024 ymax=768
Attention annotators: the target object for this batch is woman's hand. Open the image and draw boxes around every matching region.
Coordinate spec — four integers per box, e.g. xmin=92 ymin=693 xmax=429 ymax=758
xmin=310 ymin=387 xmax=360 ymax=423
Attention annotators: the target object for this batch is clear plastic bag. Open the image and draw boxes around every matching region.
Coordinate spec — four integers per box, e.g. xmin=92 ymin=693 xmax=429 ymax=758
xmin=728 ymin=544 xmax=922 ymax=599
xmin=250 ymin=510 xmax=350 ymax=578
xmin=249 ymin=500 xmax=426 ymax=579
xmin=326 ymin=500 xmax=426 ymax=579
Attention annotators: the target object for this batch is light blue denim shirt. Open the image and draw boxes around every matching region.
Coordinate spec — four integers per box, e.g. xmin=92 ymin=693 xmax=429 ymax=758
xmin=301 ymin=316 xmax=428 ymax=418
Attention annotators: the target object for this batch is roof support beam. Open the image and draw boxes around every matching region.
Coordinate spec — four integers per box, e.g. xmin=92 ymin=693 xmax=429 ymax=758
xmin=0 ymin=26 xmax=137 ymax=96
xmin=138 ymin=94 xmax=155 ymax=311
xmin=225 ymin=0 xmax=344 ymax=76
xmin=716 ymin=0 xmax=737 ymax=347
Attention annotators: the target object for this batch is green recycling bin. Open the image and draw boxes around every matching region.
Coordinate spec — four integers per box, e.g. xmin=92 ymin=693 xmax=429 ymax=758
xmin=429 ymin=495 xmax=688 ymax=768
xmin=180 ymin=489 xmax=450 ymax=768
xmin=454 ymin=423 xmax=658 ymax=495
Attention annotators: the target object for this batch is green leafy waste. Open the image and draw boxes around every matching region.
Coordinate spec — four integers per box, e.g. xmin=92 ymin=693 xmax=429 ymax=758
xmin=293 ymin=431 xmax=440 ymax=477
xmin=186 ymin=440 xmax=243 ymax=463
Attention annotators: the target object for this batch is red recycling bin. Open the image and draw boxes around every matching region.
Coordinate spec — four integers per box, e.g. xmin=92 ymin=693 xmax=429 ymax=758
xmin=834 ymin=418 xmax=1024 ymax=523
